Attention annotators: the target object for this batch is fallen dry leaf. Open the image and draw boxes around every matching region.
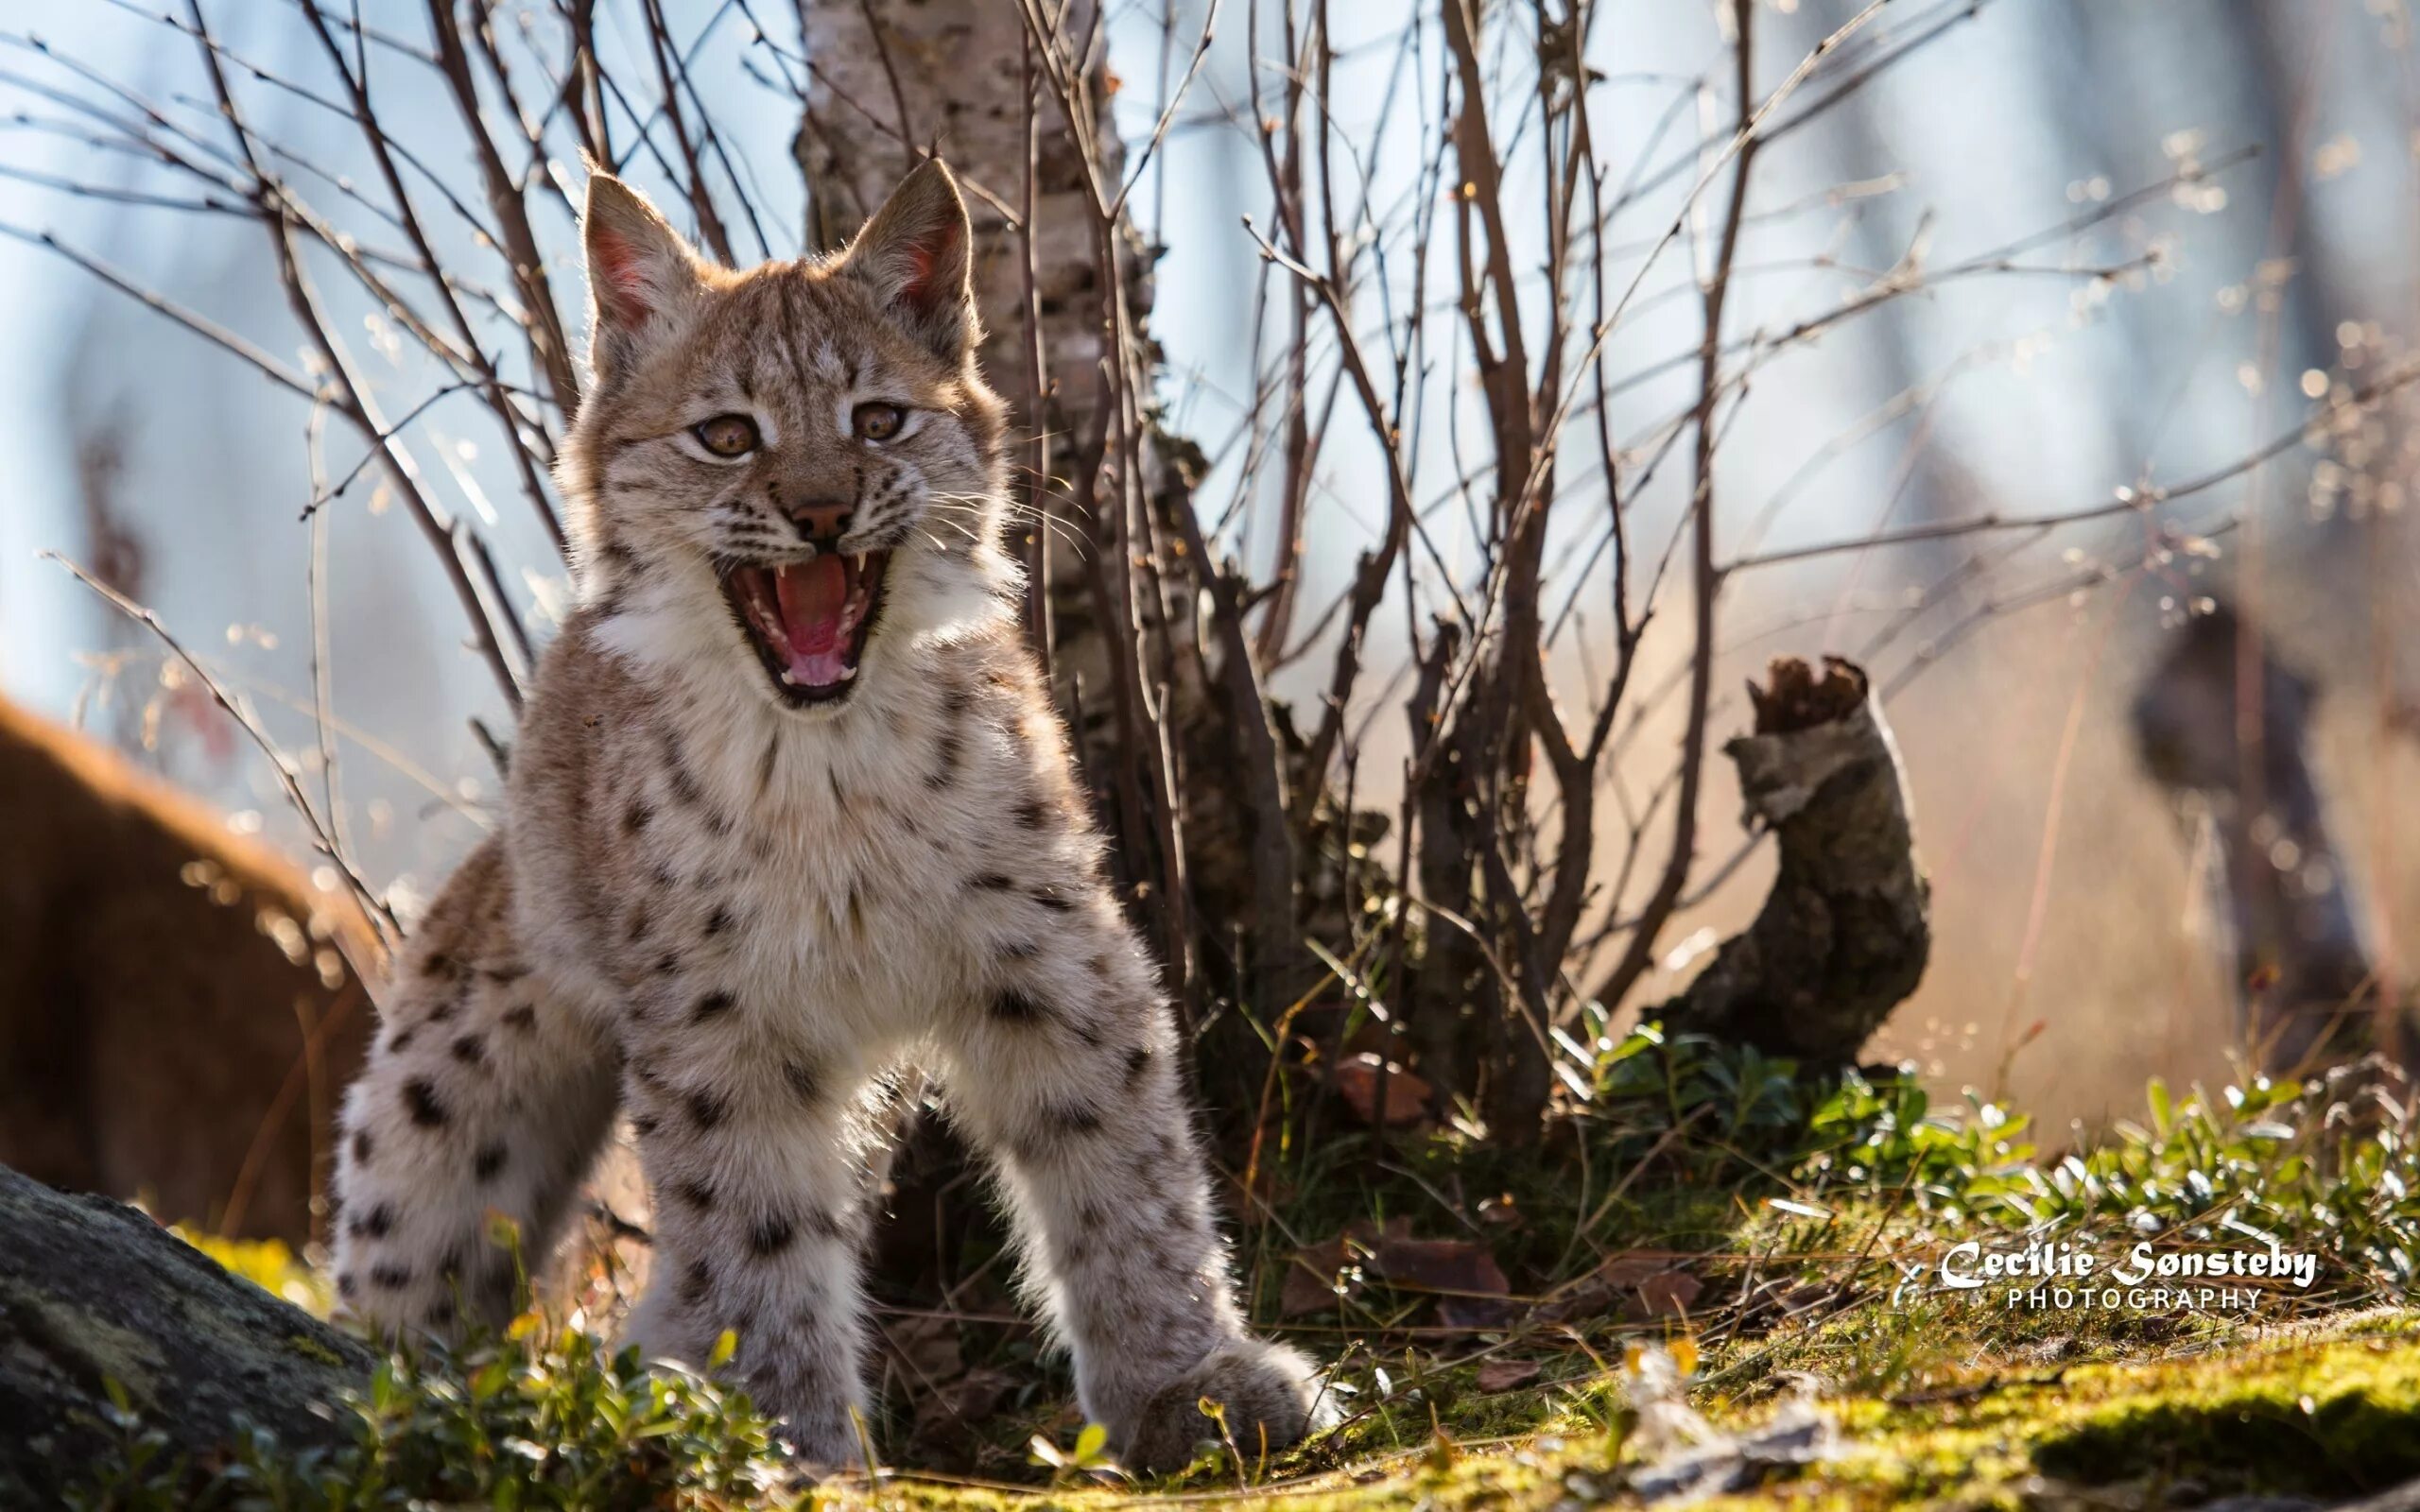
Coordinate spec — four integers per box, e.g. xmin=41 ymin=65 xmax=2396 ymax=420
xmin=1369 ymin=1230 xmax=1514 ymax=1330
xmin=1475 ymin=1359 xmax=1542 ymax=1392
xmin=1332 ymin=1052 xmax=1432 ymax=1125
xmin=884 ymin=1312 xmax=965 ymax=1384
xmin=1543 ymin=1253 xmax=1701 ymax=1322
xmin=1595 ymin=1252 xmax=1672 ymax=1289
xmin=1638 ymin=1270 xmax=1703 ymax=1318
xmin=1283 ymin=1235 xmax=1358 ymax=1317
xmin=1477 ymin=1193 xmax=1523 ymax=1228
xmin=912 ymin=1367 xmax=1018 ymax=1443
xmin=1371 ymin=1234 xmax=1507 ymax=1296
xmin=1438 ymin=1293 xmax=1519 ymax=1330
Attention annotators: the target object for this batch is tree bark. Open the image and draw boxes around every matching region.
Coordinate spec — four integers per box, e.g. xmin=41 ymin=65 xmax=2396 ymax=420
xmin=793 ymin=0 xmax=1146 ymax=814
xmin=1658 ymin=658 xmax=1931 ymax=1063
xmin=794 ymin=1 xmax=1308 ymax=1083
xmin=794 ymin=2 xmax=1106 ymax=413
xmin=0 ymin=1163 xmax=372 ymax=1503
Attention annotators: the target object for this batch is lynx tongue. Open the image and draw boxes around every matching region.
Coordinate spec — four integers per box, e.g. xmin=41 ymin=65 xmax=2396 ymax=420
xmin=772 ymin=555 xmax=853 ymax=688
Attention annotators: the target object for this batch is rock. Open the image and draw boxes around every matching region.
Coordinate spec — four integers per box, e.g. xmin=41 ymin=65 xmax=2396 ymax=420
xmin=0 ymin=1163 xmax=372 ymax=1503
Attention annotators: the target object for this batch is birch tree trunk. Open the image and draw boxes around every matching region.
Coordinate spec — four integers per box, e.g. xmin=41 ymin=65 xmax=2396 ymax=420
xmin=795 ymin=2 xmax=1306 ymax=1088
xmin=793 ymin=0 xmax=1133 ymax=813
xmin=794 ymin=6 xmax=1100 ymax=397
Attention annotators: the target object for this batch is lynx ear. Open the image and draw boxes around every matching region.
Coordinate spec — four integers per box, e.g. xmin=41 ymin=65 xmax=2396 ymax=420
xmin=840 ymin=159 xmax=977 ymax=364
xmin=582 ymin=169 xmax=706 ymax=377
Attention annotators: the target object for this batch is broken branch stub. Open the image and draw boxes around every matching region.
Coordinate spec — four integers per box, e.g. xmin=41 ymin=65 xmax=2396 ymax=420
xmin=1659 ymin=657 xmax=1931 ymax=1063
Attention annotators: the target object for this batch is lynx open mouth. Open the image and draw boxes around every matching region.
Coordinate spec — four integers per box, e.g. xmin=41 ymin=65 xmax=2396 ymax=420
xmin=719 ymin=550 xmax=890 ymax=706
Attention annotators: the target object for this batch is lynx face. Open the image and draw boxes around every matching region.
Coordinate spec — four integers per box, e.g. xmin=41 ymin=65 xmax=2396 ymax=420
xmin=560 ymin=164 xmax=1012 ymax=711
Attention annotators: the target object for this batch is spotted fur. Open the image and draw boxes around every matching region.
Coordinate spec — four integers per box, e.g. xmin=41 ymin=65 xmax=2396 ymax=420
xmin=331 ymin=161 xmax=1320 ymax=1472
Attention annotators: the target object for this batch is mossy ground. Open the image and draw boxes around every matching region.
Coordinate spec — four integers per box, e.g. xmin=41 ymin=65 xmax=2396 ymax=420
xmin=824 ymin=1309 xmax=2420 ymax=1512
xmin=71 ymin=1041 xmax=2420 ymax=1508
xmin=337 ymin=1243 xmax=2420 ymax=1508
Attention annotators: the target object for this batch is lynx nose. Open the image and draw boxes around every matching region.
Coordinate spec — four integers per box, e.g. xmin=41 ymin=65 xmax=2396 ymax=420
xmin=786 ymin=499 xmax=855 ymax=544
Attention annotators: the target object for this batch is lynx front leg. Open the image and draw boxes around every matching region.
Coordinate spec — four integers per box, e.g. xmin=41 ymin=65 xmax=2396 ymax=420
xmin=939 ymin=936 xmax=1322 ymax=1474
xmin=333 ymin=850 xmax=620 ymax=1335
xmin=620 ymin=1024 xmax=889 ymax=1469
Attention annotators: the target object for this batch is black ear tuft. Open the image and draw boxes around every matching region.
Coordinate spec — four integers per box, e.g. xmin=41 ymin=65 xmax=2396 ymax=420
xmin=840 ymin=159 xmax=977 ymax=363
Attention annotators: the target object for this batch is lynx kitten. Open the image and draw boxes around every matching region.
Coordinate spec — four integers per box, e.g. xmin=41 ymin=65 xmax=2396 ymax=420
xmin=330 ymin=160 xmax=1320 ymax=1471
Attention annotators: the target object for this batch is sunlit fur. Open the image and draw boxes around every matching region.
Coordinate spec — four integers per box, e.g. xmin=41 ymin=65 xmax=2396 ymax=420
xmin=328 ymin=162 xmax=1322 ymax=1472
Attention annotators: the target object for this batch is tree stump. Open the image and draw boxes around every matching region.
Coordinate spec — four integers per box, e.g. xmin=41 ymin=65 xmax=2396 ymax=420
xmin=1660 ymin=657 xmax=1932 ymax=1063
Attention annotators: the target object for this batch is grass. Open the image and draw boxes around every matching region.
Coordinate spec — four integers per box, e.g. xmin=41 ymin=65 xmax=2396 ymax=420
xmin=62 ymin=1026 xmax=2420 ymax=1509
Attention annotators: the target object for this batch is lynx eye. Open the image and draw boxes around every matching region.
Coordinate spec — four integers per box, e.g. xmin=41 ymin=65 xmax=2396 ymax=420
xmin=693 ymin=414 xmax=760 ymax=457
xmin=852 ymin=402 xmax=906 ymax=441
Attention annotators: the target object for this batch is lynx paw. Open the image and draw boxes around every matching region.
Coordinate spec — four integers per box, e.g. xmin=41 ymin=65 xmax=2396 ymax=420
xmin=1120 ymin=1338 xmax=1327 ymax=1474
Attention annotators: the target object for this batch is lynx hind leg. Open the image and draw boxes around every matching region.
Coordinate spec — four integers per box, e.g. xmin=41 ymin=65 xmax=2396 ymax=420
xmin=331 ymin=839 xmax=620 ymax=1337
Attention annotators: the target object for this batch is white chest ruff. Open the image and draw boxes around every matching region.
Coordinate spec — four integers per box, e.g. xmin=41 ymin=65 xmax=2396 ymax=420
xmin=538 ymin=649 xmax=1028 ymax=1052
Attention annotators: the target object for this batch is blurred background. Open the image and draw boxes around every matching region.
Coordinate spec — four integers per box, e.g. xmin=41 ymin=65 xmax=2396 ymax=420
xmin=4 ymin=0 xmax=2415 ymax=1141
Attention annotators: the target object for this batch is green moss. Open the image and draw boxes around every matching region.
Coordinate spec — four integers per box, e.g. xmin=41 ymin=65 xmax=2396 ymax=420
xmin=282 ymin=1332 xmax=347 ymax=1367
xmin=834 ymin=1432 xmax=1599 ymax=1512
xmin=2032 ymin=1336 xmax=2420 ymax=1494
xmin=856 ymin=1331 xmax=2420 ymax=1511
xmin=1802 ymin=1327 xmax=2420 ymax=1507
